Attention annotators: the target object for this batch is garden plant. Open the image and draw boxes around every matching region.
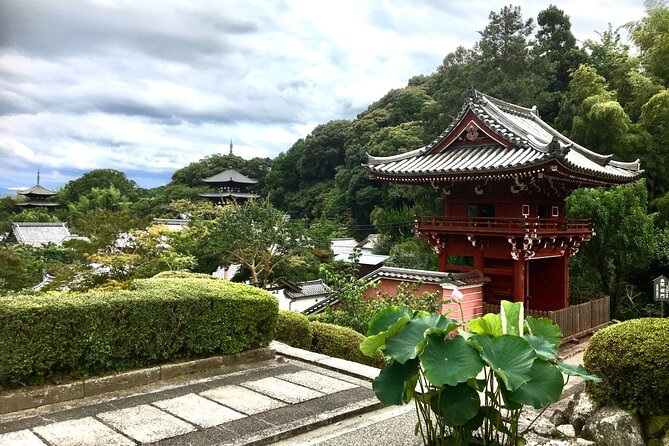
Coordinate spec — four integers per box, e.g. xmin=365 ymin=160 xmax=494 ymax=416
xmin=360 ymin=300 xmax=600 ymax=446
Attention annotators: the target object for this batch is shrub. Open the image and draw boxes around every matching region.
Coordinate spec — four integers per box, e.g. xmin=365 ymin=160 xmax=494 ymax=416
xmin=274 ymin=310 xmax=313 ymax=350
xmin=584 ymin=318 xmax=669 ymax=415
xmin=310 ymin=321 xmax=385 ymax=368
xmin=150 ymin=270 xmax=216 ymax=280
xmin=0 ymin=277 xmax=278 ymax=387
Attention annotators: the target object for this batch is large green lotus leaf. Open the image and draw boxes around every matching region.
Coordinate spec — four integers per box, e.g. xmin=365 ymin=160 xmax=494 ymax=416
xmin=466 ymin=333 xmax=492 ymax=354
xmin=430 ymin=383 xmax=481 ymax=427
xmin=420 ymin=334 xmax=485 ymax=387
xmin=372 ymin=358 xmax=420 ymax=405
xmin=360 ymin=315 xmax=412 ymax=357
xmin=525 ymin=316 xmax=562 ymax=348
xmin=366 ymin=306 xmax=414 ymax=336
xmin=478 ymin=335 xmax=536 ymax=391
xmin=467 ymin=313 xmax=502 ymax=336
xmin=556 ymin=360 xmax=601 ymax=383
xmin=523 ymin=334 xmax=558 ymax=361
xmin=500 ymin=300 xmax=524 ymax=336
xmin=507 ymin=359 xmax=563 ymax=408
xmin=385 ymin=314 xmax=459 ymax=364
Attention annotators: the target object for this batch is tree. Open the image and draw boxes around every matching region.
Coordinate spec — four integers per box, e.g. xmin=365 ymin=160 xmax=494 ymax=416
xmin=532 ymin=6 xmax=586 ymax=122
xmin=638 ymin=90 xmax=669 ymax=195
xmin=631 ymin=3 xmax=669 ymax=86
xmin=474 ymin=5 xmax=541 ymax=103
xmin=566 ymin=181 xmax=655 ymax=315
xmin=58 ymin=169 xmax=141 ymax=204
xmin=177 ymin=200 xmax=314 ymax=287
xmin=385 ymin=237 xmax=438 ymax=271
xmin=0 ymin=246 xmax=43 ymax=292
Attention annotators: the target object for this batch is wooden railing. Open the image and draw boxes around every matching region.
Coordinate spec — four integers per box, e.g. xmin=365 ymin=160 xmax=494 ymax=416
xmin=483 ymin=296 xmax=610 ymax=343
xmin=415 ymin=216 xmax=593 ymax=237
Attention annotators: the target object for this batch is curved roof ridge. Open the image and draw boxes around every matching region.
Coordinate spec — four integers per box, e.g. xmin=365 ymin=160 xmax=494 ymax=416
xmin=367 ymin=146 xmax=428 ymax=164
xmin=202 ymin=169 xmax=257 ymax=184
xmin=475 ymin=91 xmax=537 ymax=117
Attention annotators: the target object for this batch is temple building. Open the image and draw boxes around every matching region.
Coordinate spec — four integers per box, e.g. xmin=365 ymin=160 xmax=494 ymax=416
xmin=199 ymin=142 xmax=260 ymax=204
xmin=16 ymin=172 xmax=58 ymax=209
xmin=366 ymin=88 xmax=642 ymax=311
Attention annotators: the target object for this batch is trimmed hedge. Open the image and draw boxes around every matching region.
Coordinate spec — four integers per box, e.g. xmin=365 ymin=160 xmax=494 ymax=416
xmin=584 ymin=318 xmax=669 ymax=415
xmin=274 ymin=310 xmax=313 ymax=350
xmin=151 ymin=271 xmax=217 ymax=280
xmin=0 ymin=277 xmax=278 ymax=387
xmin=310 ymin=321 xmax=385 ymax=369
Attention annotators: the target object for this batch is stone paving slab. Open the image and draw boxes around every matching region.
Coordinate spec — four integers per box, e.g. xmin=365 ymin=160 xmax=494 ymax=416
xmin=277 ymin=370 xmax=358 ymax=394
xmin=33 ymin=417 xmax=134 ymax=446
xmin=154 ymin=393 xmax=246 ymax=428
xmin=97 ymin=404 xmax=196 ymax=443
xmin=200 ymin=385 xmax=287 ymax=415
xmin=0 ymin=356 xmax=381 ymax=446
xmin=242 ymin=377 xmax=324 ymax=404
xmin=0 ymin=429 xmax=46 ymax=446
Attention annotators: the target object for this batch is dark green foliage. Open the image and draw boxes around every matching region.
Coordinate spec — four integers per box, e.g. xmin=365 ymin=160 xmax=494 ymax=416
xmin=0 ymin=246 xmax=44 ymax=291
xmin=170 ymin=154 xmax=272 ymax=191
xmin=310 ymin=321 xmax=385 ymax=368
xmin=58 ymin=169 xmax=141 ymax=204
xmin=584 ymin=318 xmax=669 ymax=415
xmin=0 ymin=277 xmax=278 ymax=387
xmin=385 ymin=237 xmax=438 ymax=271
xmin=566 ymin=181 xmax=655 ymax=316
xmin=274 ymin=310 xmax=313 ymax=350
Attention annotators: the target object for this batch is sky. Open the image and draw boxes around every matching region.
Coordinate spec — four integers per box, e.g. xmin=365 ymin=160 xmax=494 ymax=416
xmin=0 ymin=0 xmax=647 ymax=191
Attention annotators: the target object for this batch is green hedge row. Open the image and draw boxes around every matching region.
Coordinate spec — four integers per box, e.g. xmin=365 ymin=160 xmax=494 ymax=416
xmin=275 ymin=310 xmax=313 ymax=350
xmin=0 ymin=276 xmax=278 ymax=387
xmin=584 ymin=318 xmax=669 ymax=416
xmin=311 ymin=321 xmax=385 ymax=369
xmin=274 ymin=311 xmax=385 ymax=369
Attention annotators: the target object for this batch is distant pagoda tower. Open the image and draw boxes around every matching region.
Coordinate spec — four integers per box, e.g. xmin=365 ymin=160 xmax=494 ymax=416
xmin=16 ymin=171 xmax=59 ymax=209
xmin=198 ymin=141 xmax=260 ymax=204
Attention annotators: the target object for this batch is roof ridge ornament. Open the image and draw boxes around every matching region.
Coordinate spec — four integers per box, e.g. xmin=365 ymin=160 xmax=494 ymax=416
xmin=466 ymin=85 xmax=476 ymax=102
xmin=547 ymin=136 xmax=568 ymax=158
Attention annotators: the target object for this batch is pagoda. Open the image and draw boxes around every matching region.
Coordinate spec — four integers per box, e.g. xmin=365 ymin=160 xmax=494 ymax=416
xmin=366 ymin=88 xmax=642 ymax=311
xmin=16 ymin=171 xmax=59 ymax=209
xmin=198 ymin=141 xmax=260 ymax=204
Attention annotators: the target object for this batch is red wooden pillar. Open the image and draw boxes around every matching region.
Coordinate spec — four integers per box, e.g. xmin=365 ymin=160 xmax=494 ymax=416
xmin=473 ymin=248 xmax=484 ymax=271
xmin=439 ymin=249 xmax=449 ymax=272
xmin=563 ymin=255 xmax=569 ymax=308
xmin=513 ymin=258 xmax=526 ymax=303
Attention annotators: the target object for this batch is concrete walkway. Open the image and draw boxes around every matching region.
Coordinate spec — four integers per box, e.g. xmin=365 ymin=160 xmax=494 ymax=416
xmin=0 ymin=340 xmax=589 ymax=446
xmin=0 ymin=356 xmax=380 ymax=446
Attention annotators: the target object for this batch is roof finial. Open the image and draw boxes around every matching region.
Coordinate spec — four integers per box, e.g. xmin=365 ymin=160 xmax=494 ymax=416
xmin=229 ymin=139 xmax=233 ymax=156
xmin=467 ymin=85 xmax=476 ymax=101
xmin=37 ymin=169 xmax=40 ymax=186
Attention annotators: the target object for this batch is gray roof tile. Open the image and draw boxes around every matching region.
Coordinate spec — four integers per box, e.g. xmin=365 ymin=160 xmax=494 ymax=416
xmin=367 ymin=90 xmax=641 ymax=182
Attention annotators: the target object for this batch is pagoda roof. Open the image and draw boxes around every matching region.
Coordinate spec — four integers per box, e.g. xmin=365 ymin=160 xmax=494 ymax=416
xmin=17 ymin=184 xmax=57 ymax=196
xmin=198 ymin=192 xmax=260 ymax=199
xmin=202 ymin=169 xmax=258 ymax=185
xmin=367 ymin=89 xmax=642 ymax=184
xmin=16 ymin=201 xmax=59 ymax=207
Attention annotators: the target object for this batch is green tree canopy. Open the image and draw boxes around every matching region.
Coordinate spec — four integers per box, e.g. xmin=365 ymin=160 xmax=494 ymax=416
xmin=58 ymin=169 xmax=141 ymax=204
xmin=566 ymin=181 xmax=655 ymax=315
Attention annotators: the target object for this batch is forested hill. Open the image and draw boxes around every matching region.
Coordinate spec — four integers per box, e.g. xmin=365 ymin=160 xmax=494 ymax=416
xmin=236 ymin=4 xmax=667 ymax=228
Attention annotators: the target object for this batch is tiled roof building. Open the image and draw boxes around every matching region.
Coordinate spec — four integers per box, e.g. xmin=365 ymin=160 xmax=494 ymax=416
xmin=366 ymin=88 xmax=641 ymax=311
xmin=5 ymin=222 xmax=84 ymax=246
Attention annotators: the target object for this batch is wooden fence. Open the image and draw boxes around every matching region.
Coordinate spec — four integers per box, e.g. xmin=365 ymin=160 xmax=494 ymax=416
xmin=483 ymin=296 xmax=610 ymax=342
